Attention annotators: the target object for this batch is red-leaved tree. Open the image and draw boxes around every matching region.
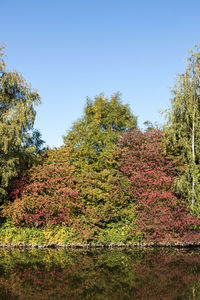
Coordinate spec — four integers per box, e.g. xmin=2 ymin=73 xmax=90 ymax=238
xmin=119 ymin=129 xmax=200 ymax=243
xmin=2 ymin=164 xmax=79 ymax=227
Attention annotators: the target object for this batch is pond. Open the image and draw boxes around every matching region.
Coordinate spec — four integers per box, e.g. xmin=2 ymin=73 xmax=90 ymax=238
xmin=0 ymin=248 xmax=200 ymax=299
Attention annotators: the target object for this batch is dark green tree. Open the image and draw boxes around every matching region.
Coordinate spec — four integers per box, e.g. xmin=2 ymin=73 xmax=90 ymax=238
xmin=0 ymin=45 xmax=43 ymax=200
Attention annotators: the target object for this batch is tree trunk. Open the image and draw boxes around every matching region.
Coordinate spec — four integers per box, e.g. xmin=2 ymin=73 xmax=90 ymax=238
xmin=192 ymin=107 xmax=195 ymax=208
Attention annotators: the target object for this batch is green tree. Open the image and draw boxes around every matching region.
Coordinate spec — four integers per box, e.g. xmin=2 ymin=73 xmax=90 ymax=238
xmin=0 ymin=45 xmax=43 ymax=200
xmin=164 ymin=45 xmax=200 ymax=214
xmin=64 ymin=93 xmax=137 ymax=172
xmin=62 ymin=94 xmax=137 ymax=234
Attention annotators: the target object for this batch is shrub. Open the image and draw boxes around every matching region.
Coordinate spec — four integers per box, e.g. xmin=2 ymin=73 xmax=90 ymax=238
xmin=2 ymin=164 xmax=79 ymax=227
xmin=119 ymin=129 xmax=200 ymax=242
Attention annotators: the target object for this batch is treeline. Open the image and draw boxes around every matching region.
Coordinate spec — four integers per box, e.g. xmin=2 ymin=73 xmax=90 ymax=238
xmin=1 ymin=44 xmax=200 ymax=244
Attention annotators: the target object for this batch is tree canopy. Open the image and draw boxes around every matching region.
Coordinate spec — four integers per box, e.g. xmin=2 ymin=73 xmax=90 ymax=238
xmin=164 ymin=45 xmax=200 ymax=215
xmin=0 ymin=45 xmax=43 ymax=200
xmin=63 ymin=93 xmax=137 ymax=171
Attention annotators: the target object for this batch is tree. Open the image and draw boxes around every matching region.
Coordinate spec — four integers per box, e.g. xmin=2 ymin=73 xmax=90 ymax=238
xmin=165 ymin=47 xmax=200 ymax=214
xmin=164 ymin=45 xmax=200 ymax=214
xmin=63 ymin=93 xmax=137 ymax=172
xmin=62 ymin=94 xmax=137 ymax=229
xmin=143 ymin=120 xmax=160 ymax=131
xmin=0 ymin=45 xmax=43 ymax=200
xmin=2 ymin=162 xmax=79 ymax=227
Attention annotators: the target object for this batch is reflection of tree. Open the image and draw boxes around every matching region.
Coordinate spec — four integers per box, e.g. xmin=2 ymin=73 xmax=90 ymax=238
xmin=0 ymin=249 xmax=200 ymax=299
xmin=132 ymin=249 xmax=200 ymax=300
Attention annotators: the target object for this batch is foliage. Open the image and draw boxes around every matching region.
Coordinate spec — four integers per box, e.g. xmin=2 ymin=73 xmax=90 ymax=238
xmin=1 ymin=143 xmax=137 ymax=243
xmin=98 ymin=221 xmax=136 ymax=244
xmin=62 ymin=94 xmax=137 ymax=228
xmin=3 ymin=40 xmax=200 ymax=247
xmin=63 ymin=93 xmax=137 ymax=172
xmin=0 ymin=221 xmax=76 ymax=245
xmin=119 ymin=129 xmax=200 ymax=242
xmin=0 ymin=220 xmax=137 ymax=245
xmin=164 ymin=45 xmax=200 ymax=214
xmin=0 ymin=44 xmax=44 ymax=201
xmin=2 ymin=162 xmax=79 ymax=227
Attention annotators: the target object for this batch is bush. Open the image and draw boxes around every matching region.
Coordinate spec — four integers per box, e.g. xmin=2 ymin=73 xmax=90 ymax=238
xmin=0 ymin=221 xmax=77 ymax=245
xmin=2 ymin=163 xmax=79 ymax=227
xmin=119 ymin=129 xmax=200 ymax=242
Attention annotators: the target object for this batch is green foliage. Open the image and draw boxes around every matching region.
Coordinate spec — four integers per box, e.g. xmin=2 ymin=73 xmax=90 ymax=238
xmin=62 ymin=93 xmax=137 ymax=227
xmin=0 ymin=44 xmax=44 ymax=201
xmin=164 ymin=45 xmax=200 ymax=215
xmin=0 ymin=220 xmax=139 ymax=245
xmin=63 ymin=93 xmax=137 ymax=172
xmin=0 ymin=221 xmax=77 ymax=245
xmin=99 ymin=221 xmax=139 ymax=244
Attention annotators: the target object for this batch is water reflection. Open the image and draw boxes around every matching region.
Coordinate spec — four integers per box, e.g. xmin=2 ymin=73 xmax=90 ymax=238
xmin=0 ymin=248 xmax=199 ymax=299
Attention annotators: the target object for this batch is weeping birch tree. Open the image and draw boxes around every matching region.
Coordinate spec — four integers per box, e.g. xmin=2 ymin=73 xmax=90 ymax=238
xmin=0 ymin=45 xmax=43 ymax=200
xmin=165 ymin=45 xmax=200 ymax=215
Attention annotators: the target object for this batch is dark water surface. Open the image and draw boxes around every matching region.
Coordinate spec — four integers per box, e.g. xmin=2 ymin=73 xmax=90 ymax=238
xmin=0 ymin=248 xmax=200 ymax=299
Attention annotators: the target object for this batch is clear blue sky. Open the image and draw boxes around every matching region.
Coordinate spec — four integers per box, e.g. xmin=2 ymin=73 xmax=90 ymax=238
xmin=1 ymin=0 xmax=200 ymax=147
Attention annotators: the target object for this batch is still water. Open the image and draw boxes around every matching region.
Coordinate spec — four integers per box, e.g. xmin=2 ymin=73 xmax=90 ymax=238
xmin=0 ymin=248 xmax=200 ymax=299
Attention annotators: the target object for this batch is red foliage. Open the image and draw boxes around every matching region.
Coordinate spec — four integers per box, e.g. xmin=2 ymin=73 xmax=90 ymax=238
xmin=2 ymin=164 xmax=79 ymax=227
xmin=9 ymin=175 xmax=29 ymax=199
xmin=119 ymin=129 xmax=200 ymax=242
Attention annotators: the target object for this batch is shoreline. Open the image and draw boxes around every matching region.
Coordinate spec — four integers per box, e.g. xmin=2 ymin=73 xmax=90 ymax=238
xmin=1 ymin=242 xmax=200 ymax=249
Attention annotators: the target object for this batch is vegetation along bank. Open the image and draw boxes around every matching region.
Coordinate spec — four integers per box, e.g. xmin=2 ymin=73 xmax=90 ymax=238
xmin=1 ymin=44 xmax=200 ymax=247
